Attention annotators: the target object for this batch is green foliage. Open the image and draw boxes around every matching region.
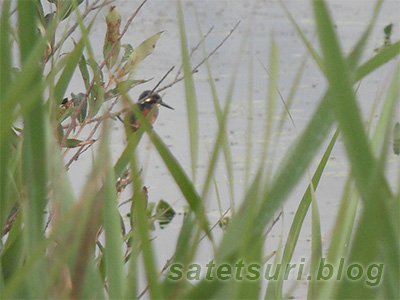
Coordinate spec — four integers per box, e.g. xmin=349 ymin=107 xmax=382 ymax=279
xmin=117 ymin=31 xmax=163 ymax=79
xmin=394 ymin=122 xmax=400 ymax=155
xmin=155 ymin=200 xmax=176 ymax=228
xmin=1 ymin=0 xmax=399 ymax=299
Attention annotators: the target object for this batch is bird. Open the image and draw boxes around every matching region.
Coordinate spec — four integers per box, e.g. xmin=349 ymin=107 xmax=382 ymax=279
xmin=128 ymin=90 xmax=174 ymax=132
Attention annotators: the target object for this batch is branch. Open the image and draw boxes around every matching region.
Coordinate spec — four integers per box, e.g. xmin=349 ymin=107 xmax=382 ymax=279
xmin=157 ymin=21 xmax=241 ymax=93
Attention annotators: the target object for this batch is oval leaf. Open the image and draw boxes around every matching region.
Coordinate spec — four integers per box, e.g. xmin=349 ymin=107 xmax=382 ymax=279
xmin=156 ymin=200 xmax=176 ymax=228
xmin=121 ymin=44 xmax=133 ymax=63
xmin=88 ymin=84 xmax=105 ymax=118
xmin=79 ymin=54 xmax=90 ymax=89
xmin=117 ymin=31 xmax=163 ymax=78
xmin=71 ymin=92 xmax=87 ymax=122
xmin=65 ymin=138 xmax=84 ymax=148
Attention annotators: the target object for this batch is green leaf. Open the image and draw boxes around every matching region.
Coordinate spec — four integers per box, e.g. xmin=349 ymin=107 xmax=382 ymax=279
xmin=103 ymin=128 xmax=126 ymax=299
xmin=312 ymin=1 xmax=397 ymax=298
xmin=71 ymin=92 xmax=87 ymax=122
xmin=65 ymin=138 xmax=84 ymax=148
xmin=85 ymin=57 xmax=104 ymax=118
xmin=128 ymin=137 xmax=163 ymax=299
xmin=312 ymin=0 xmax=387 ymax=201
xmin=57 ymin=0 xmax=84 ymax=21
xmin=54 ymin=39 xmax=85 ymax=102
xmin=393 ymin=122 xmax=400 ymax=155
xmin=16 ymin=2 xmax=49 ymax=295
xmin=276 ymin=129 xmax=339 ymax=298
xmin=155 ymin=200 xmax=176 ymax=228
xmin=121 ymin=44 xmax=133 ymax=63
xmin=200 ymin=24 xmax=235 ymax=212
xmin=355 ymin=41 xmax=400 ymax=81
xmin=117 ymin=32 xmax=163 ymax=78
xmin=280 ymin=1 xmax=325 ymax=74
xmin=79 ymin=54 xmax=90 ymax=89
xmin=88 ymin=84 xmax=105 ymax=118
xmin=384 ymin=23 xmax=393 ymax=36
xmin=260 ymin=33 xmax=279 ymax=167
xmin=346 ymin=0 xmax=383 ymax=69
xmin=116 ymin=79 xmax=139 ymax=94
xmin=307 ymin=187 xmax=322 ymax=298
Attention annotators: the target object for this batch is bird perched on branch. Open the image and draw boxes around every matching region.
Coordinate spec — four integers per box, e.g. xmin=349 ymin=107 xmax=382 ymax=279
xmin=128 ymin=90 xmax=174 ymax=132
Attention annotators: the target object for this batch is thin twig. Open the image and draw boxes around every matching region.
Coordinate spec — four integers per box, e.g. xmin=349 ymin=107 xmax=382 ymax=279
xmin=63 ymin=107 xmax=129 ymax=129
xmin=92 ymin=0 xmax=116 ymax=10
xmin=173 ymin=25 xmax=214 ymax=80
xmin=199 ymin=208 xmax=230 ymax=243
xmin=192 ymin=21 xmax=241 ymax=73
xmin=157 ymin=21 xmax=241 ymax=93
xmin=150 ymin=66 xmax=175 ymax=95
xmin=65 ymin=97 xmax=119 ymax=168
xmin=264 ymin=211 xmax=283 ymax=239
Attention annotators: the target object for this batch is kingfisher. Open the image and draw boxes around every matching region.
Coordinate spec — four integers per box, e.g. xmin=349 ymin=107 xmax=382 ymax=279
xmin=128 ymin=90 xmax=174 ymax=132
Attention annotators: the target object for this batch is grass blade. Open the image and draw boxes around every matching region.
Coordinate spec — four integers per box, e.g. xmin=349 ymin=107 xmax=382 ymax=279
xmin=18 ymin=0 xmax=47 ymax=257
xmin=260 ymin=34 xmax=279 ymax=168
xmin=280 ymin=1 xmax=325 ymax=74
xmin=355 ymin=41 xmax=400 ymax=81
xmin=307 ymin=186 xmax=322 ymax=299
xmin=178 ymin=0 xmax=199 ymax=181
xmin=54 ymin=39 xmax=85 ymax=102
xmin=103 ymin=127 xmax=126 ymax=299
xmin=199 ymin=28 xmax=236 ymax=214
xmin=128 ymin=134 xmax=163 ymax=299
xmin=276 ymin=129 xmax=339 ymax=298
xmin=312 ymin=0 xmax=389 ymax=217
xmin=312 ymin=1 xmax=397 ymax=298
xmin=0 ymin=0 xmax=13 ymax=232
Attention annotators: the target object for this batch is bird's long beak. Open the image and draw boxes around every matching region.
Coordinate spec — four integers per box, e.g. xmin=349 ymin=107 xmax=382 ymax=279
xmin=160 ymin=101 xmax=174 ymax=110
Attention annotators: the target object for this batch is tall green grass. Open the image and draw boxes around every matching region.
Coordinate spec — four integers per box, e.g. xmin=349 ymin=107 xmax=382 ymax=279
xmin=1 ymin=0 xmax=399 ymax=299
